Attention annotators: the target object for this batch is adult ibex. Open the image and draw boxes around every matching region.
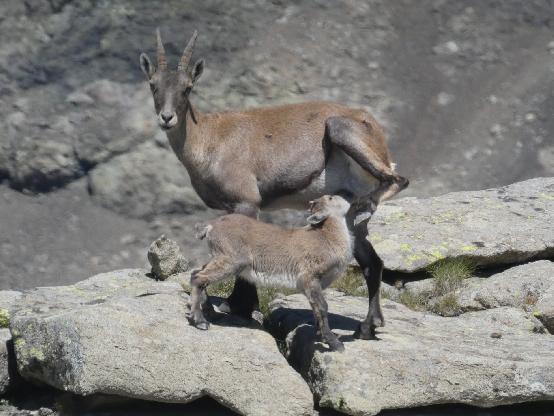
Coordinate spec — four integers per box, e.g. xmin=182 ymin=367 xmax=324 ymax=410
xmin=139 ymin=30 xmax=408 ymax=339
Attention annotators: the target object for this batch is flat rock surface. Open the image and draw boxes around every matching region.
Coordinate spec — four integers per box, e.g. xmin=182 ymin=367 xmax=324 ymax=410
xmin=269 ymin=291 xmax=554 ymax=416
xmin=10 ymin=270 xmax=314 ymax=416
xmin=369 ymin=178 xmax=554 ymax=272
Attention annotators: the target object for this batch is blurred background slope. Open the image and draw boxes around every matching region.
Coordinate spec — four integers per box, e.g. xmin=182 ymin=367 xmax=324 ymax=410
xmin=0 ymin=0 xmax=552 ymax=289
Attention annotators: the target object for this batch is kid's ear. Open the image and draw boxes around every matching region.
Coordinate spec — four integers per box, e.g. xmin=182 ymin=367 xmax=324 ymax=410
xmin=307 ymin=212 xmax=328 ymax=225
xmin=139 ymin=53 xmax=155 ymax=79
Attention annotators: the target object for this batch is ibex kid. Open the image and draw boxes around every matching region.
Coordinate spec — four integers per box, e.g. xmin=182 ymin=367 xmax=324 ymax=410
xmin=189 ymin=195 xmax=353 ymax=352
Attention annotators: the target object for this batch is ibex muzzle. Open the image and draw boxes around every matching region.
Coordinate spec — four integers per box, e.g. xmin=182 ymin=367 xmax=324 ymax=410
xmin=139 ymin=29 xmax=204 ymax=131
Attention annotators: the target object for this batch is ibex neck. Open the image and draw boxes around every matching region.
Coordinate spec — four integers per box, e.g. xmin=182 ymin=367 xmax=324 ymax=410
xmin=165 ymin=101 xmax=204 ymax=163
xmin=322 ymin=216 xmax=353 ymax=254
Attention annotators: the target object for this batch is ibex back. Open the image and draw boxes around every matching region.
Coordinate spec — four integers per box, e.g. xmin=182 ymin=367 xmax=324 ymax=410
xmin=139 ymin=29 xmax=409 ymax=339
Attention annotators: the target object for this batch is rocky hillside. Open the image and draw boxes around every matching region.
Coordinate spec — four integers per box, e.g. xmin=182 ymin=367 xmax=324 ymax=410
xmin=1 ymin=177 xmax=553 ymax=415
xmin=0 ymin=0 xmax=553 ymax=290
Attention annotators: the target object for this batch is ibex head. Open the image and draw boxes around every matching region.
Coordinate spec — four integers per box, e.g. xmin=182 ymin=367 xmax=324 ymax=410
xmin=139 ymin=29 xmax=204 ymax=131
xmin=307 ymin=195 xmax=350 ymax=225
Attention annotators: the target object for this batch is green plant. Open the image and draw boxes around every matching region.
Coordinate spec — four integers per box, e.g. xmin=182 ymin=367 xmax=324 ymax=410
xmin=207 ymin=279 xmax=235 ymax=298
xmin=396 ymin=290 xmax=428 ymax=311
xmin=428 ymin=258 xmax=476 ymax=296
xmin=0 ymin=309 xmax=9 ymax=328
xmin=429 ymin=293 xmax=462 ymax=316
xmin=258 ymin=287 xmax=297 ymax=319
xmin=331 ymin=268 xmax=368 ymax=297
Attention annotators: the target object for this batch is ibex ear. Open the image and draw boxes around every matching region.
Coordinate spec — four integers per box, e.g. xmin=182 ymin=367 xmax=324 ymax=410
xmin=139 ymin=53 xmax=155 ymax=79
xmin=191 ymin=59 xmax=204 ymax=83
xmin=307 ymin=212 xmax=329 ymax=226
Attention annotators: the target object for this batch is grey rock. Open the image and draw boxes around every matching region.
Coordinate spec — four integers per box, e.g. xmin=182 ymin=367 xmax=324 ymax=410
xmin=70 ymin=80 xmax=160 ymax=168
xmin=457 ymin=261 xmax=554 ymax=310
xmin=403 ymin=278 xmax=436 ymax=296
xmin=536 ymin=288 xmax=554 ymax=335
xmin=455 ymin=261 xmax=554 ymax=333
xmin=369 ymin=177 xmax=554 ymax=272
xmin=11 ymin=269 xmax=314 ymax=416
xmin=1 ymin=79 xmax=158 ymax=191
xmin=269 ymin=291 xmax=554 ymax=415
xmin=88 ymin=141 xmax=205 ymax=219
xmin=147 ymin=235 xmax=189 ymax=280
xmin=0 ymin=290 xmax=22 ymax=313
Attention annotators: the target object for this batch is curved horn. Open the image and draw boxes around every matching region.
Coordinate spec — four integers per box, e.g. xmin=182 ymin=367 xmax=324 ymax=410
xmin=156 ymin=28 xmax=167 ymax=70
xmin=178 ymin=30 xmax=198 ymax=71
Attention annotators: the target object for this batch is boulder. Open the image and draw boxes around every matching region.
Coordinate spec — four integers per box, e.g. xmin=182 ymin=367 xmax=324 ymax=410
xmin=369 ymin=177 xmax=554 ymax=272
xmin=88 ymin=141 xmax=205 ymax=219
xmin=147 ymin=235 xmax=189 ymax=280
xmin=70 ymin=80 xmax=160 ymax=168
xmin=10 ymin=270 xmax=313 ymax=416
xmin=2 ymin=80 xmax=158 ymax=192
xmin=269 ymin=291 xmax=554 ymax=415
xmin=454 ymin=261 xmax=554 ymax=333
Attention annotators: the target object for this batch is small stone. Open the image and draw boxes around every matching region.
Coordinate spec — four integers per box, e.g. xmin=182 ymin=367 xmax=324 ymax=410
xmin=433 ymin=40 xmax=459 ymax=55
xmin=489 ymin=123 xmax=503 ymax=137
xmin=548 ymin=40 xmax=554 ymax=53
xmin=524 ymin=112 xmax=536 ymax=122
xmin=368 ymin=61 xmax=379 ymax=70
xmin=147 ymin=235 xmax=189 ymax=280
xmin=437 ymin=92 xmax=454 ymax=106
xmin=490 ymin=332 xmax=502 ymax=339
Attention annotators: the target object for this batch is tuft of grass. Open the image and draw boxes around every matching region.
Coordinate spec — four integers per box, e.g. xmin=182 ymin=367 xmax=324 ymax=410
xmin=207 ymin=279 xmax=235 ymax=298
xmin=429 ymin=293 xmax=462 ymax=316
xmin=428 ymin=258 xmax=476 ymax=297
xmin=331 ymin=267 xmax=368 ymax=297
xmin=0 ymin=309 xmax=8 ymax=328
xmin=397 ymin=290 xmax=428 ymax=311
xmin=523 ymin=293 xmax=539 ymax=308
xmin=258 ymin=287 xmax=297 ymax=319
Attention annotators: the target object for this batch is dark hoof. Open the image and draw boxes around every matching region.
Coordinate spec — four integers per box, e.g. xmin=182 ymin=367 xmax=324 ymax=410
xmin=354 ymin=323 xmax=376 ymax=340
xmin=194 ymin=321 xmax=210 ymax=330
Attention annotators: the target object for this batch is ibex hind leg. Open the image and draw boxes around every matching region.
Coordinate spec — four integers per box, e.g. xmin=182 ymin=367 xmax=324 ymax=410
xmin=189 ymin=256 xmax=243 ymax=330
xmin=304 ymin=278 xmax=345 ymax=352
xmin=325 ymin=116 xmax=409 ymax=205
